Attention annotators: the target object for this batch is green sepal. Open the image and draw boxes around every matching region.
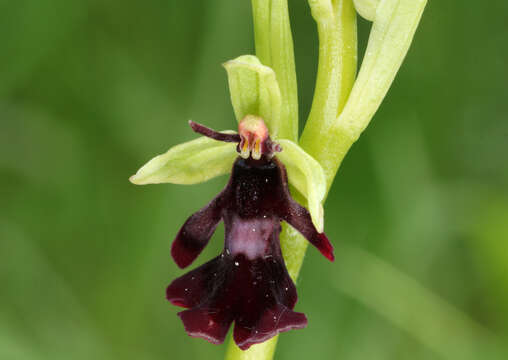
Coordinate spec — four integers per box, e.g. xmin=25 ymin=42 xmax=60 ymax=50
xmin=223 ymin=55 xmax=283 ymax=138
xmin=277 ymin=139 xmax=326 ymax=233
xmin=129 ymin=133 xmax=237 ymax=185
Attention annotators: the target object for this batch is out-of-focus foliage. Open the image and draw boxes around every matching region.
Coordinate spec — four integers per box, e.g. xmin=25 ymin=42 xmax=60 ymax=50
xmin=1 ymin=1 xmax=507 ymax=360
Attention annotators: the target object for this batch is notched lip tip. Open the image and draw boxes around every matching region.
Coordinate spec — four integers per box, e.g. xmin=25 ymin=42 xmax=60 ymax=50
xmin=167 ymin=297 xmax=186 ymax=307
xmin=237 ymin=318 xmax=308 ymax=350
xmin=186 ymin=332 xmax=224 ymax=346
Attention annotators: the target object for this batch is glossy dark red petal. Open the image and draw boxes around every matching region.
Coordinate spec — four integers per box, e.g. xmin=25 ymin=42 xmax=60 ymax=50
xmin=168 ymin=249 xmax=305 ymax=349
xmin=171 ymin=192 xmax=226 ymax=268
xmin=283 ymin=198 xmax=335 ymax=261
xmin=315 ymin=232 xmax=334 ymax=261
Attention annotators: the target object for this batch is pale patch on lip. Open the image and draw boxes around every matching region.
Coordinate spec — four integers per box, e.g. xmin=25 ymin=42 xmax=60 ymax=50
xmin=226 ymin=215 xmax=275 ymax=260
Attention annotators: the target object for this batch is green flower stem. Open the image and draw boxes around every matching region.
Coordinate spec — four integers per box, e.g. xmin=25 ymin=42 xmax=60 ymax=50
xmin=226 ymin=0 xmax=426 ymax=358
xmin=301 ymin=0 xmax=357 ymax=157
xmin=278 ymin=0 xmax=429 ymax=335
xmin=251 ymin=0 xmax=299 ymax=141
xmin=226 ymin=337 xmax=278 ymax=360
xmin=277 ymin=0 xmax=358 ymax=290
xmin=277 ymin=0 xmax=358 ymax=297
xmin=225 ymin=2 xmax=357 ymax=360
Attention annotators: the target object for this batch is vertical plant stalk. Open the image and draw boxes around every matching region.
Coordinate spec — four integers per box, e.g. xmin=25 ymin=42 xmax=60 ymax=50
xmin=251 ymin=0 xmax=299 ymax=141
xmin=280 ymin=0 xmax=358 ymax=291
xmin=301 ymin=0 xmax=357 ymax=156
xmin=225 ymin=1 xmax=356 ymax=360
xmin=226 ymin=0 xmax=426 ymax=359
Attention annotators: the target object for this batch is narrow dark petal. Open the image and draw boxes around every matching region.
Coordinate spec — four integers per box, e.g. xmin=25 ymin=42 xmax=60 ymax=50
xmin=263 ymin=138 xmax=282 ymax=155
xmin=189 ymin=120 xmax=241 ymax=143
xmin=283 ymin=199 xmax=335 ymax=261
xmin=171 ymin=191 xmax=227 ymax=268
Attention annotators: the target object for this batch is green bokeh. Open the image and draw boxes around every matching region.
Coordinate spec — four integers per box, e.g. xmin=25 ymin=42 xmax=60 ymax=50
xmin=1 ymin=1 xmax=507 ymax=359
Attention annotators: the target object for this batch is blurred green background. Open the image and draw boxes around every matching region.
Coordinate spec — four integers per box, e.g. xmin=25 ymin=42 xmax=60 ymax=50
xmin=1 ymin=1 xmax=507 ymax=359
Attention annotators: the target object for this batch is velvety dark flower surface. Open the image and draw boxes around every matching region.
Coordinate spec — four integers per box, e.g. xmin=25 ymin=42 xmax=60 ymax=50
xmin=167 ymin=118 xmax=334 ymax=350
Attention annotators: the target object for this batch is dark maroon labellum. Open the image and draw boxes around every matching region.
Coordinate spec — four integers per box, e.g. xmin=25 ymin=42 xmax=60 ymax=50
xmin=167 ymin=119 xmax=334 ymax=350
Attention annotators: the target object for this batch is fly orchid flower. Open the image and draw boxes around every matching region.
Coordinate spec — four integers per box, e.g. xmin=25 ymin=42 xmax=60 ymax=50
xmin=130 ymin=0 xmax=427 ymax=356
xmin=166 ymin=117 xmax=332 ymax=349
xmin=130 ymin=57 xmax=332 ymax=350
xmin=131 ymin=114 xmax=331 ymax=349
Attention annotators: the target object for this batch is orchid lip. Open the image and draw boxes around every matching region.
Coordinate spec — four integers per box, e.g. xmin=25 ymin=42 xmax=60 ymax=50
xmin=167 ymin=152 xmax=333 ymax=349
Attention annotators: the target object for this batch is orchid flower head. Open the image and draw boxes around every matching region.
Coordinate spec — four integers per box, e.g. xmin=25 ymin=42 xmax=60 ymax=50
xmin=129 ymin=56 xmax=333 ymax=347
xmin=159 ymin=118 xmax=333 ymax=349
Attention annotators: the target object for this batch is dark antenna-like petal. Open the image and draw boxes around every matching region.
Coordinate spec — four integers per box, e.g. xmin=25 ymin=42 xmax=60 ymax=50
xmin=189 ymin=120 xmax=241 ymax=143
xmin=283 ymin=199 xmax=334 ymax=261
xmin=171 ymin=191 xmax=228 ymax=268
